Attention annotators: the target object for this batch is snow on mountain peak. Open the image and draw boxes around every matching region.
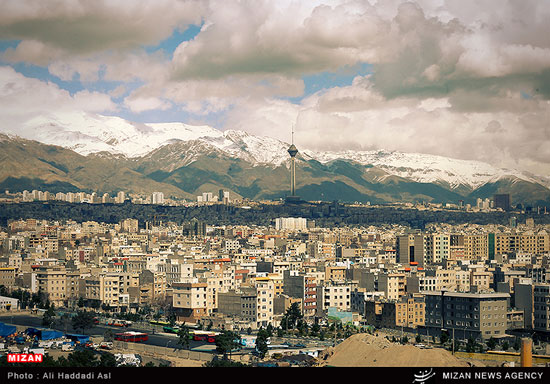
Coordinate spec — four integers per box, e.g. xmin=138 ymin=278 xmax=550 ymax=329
xmin=5 ymin=111 xmax=549 ymax=191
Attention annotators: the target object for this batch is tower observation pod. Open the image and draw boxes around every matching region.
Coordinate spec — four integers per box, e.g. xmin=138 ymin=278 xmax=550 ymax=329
xmin=285 ymin=127 xmax=302 ymax=204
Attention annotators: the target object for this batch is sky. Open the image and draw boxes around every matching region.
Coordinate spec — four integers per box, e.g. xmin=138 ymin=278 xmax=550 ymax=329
xmin=0 ymin=0 xmax=549 ymax=176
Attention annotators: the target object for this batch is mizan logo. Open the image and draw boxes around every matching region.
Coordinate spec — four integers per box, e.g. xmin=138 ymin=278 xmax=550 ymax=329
xmin=413 ymin=369 xmax=436 ymax=384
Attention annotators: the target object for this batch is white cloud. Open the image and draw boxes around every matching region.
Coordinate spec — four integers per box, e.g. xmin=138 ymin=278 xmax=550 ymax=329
xmin=0 ymin=65 xmax=116 ymax=126
xmin=1 ymin=0 xmax=549 ymax=176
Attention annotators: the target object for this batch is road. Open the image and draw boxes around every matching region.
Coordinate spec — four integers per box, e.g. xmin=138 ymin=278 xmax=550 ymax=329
xmin=0 ymin=313 xmax=213 ymax=352
xmin=1 ymin=312 xmax=332 ymax=355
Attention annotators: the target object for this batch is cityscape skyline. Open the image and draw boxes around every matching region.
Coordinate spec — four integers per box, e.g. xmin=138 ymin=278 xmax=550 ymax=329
xmin=0 ymin=0 xmax=549 ymax=178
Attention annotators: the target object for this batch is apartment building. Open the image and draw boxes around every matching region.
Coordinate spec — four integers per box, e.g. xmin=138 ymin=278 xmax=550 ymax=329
xmin=317 ymin=281 xmax=351 ymax=315
xmin=395 ymin=294 xmax=425 ymax=328
xmin=283 ymin=270 xmax=317 ymax=319
xmin=36 ymin=265 xmax=66 ymax=307
xmin=463 ymin=235 xmax=489 ymax=261
xmin=0 ymin=267 xmax=16 ymax=289
xmin=424 ymin=291 xmax=510 ymax=340
xmin=378 ymin=273 xmax=406 ymax=301
xmin=533 ymin=284 xmax=550 ymax=332
xmin=172 ymin=282 xmax=208 ymax=323
xmin=217 ymin=277 xmax=275 ymax=329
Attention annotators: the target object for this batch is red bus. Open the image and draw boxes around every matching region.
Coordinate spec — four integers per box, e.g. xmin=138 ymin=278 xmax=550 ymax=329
xmin=192 ymin=330 xmax=218 ymax=343
xmin=114 ymin=332 xmax=148 ymax=342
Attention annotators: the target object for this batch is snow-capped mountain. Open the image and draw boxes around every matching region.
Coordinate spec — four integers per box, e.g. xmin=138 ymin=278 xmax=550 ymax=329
xmin=3 ymin=111 xmax=550 ymax=196
xmin=307 ymin=149 xmax=549 ymax=191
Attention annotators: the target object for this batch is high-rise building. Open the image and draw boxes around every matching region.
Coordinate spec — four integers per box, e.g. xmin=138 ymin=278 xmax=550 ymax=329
xmin=493 ymin=194 xmax=511 ymax=211
xmin=275 ymin=217 xmax=307 ymax=230
xmin=152 ymin=192 xmax=164 ymax=204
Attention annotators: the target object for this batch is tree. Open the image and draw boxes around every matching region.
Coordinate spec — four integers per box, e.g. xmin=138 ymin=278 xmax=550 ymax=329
xmin=203 ymin=359 xmax=249 ymax=367
xmin=440 ymin=330 xmax=450 ymax=345
xmin=281 ymin=303 xmax=302 ymax=330
xmin=215 ymin=330 xmax=241 ymax=359
xmin=71 ymin=311 xmax=96 ymax=334
xmin=311 ymin=323 xmax=320 ymax=337
xmin=416 ymin=334 xmax=422 ymax=344
xmin=487 ymin=337 xmax=497 ymax=350
xmin=103 ymin=329 xmax=114 ymax=342
xmin=255 ymin=328 xmax=270 ymax=359
xmin=465 ymin=337 xmax=478 ymax=353
xmin=344 ymin=325 xmax=353 ymax=339
xmin=177 ymin=326 xmax=190 ymax=350
xmin=502 ymin=341 xmax=510 ymax=351
xmin=266 ymin=323 xmax=274 ymax=337
xmin=99 ymin=352 xmax=117 ymax=367
xmin=42 ymin=303 xmax=56 ymax=328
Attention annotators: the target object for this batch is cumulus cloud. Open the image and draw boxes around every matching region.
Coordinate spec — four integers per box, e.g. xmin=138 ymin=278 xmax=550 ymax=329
xmin=0 ymin=0 xmax=549 ymax=176
xmin=0 ymin=65 xmax=116 ymax=126
xmin=221 ymin=74 xmax=550 ymax=175
xmin=0 ymin=0 xmax=205 ymax=57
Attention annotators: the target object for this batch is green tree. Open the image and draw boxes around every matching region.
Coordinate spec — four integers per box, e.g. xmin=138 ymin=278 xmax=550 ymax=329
xmin=487 ymin=337 xmax=497 ymax=350
xmin=66 ymin=350 xmax=99 ymax=367
xmin=281 ymin=303 xmax=302 ymax=330
xmin=255 ymin=328 xmax=270 ymax=359
xmin=203 ymin=359 xmax=249 ymax=367
xmin=502 ymin=341 xmax=510 ymax=351
xmin=415 ymin=334 xmax=422 ymax=344
xmin=177 ymin=326 xmax=190 ymax=350
xmin=215 ymin=330 xmax=241 ymax=359
xmin=440 ymin=330 xmax=450 ymax=345
xmin=465 ymin=337 xmax=478 ymax=353
xmin=344 ymin=325 xmax=353 ymax=339
xmin=311 ymin=323 xmax=320 ymax=337
xmin=42 ymin=303 xmax=56 ymax=328
xmin=266 ymin=323 xmax=274 ymax=337
xmin=99 ymin=352 xmax=117 ymax=367
xmin=71 ymin=311 xmax=96 ymax=334
xmin=103 ymin=329 xmax=114 ymax=342
xmin=168 ymin=313 xmax=177 ymax=327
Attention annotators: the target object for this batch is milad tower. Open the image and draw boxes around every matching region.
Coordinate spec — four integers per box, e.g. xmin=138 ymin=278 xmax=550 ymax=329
xmin=285 ymin=127 xmax=302 ymax=204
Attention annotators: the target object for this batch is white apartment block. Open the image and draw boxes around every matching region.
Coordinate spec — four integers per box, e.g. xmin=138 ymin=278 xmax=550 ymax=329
xmin=318 ymin=283 xmax=351 ymax=313
xmin=275 ymin=217 xmax=307 ymax=231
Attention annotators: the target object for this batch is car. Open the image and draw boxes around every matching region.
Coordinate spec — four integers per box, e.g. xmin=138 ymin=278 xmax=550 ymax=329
xmin=99 ymin=342 xmax=113 ymax=350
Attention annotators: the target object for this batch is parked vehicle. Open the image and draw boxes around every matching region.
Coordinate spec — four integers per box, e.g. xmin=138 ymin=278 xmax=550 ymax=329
xmin=99 ymin=342 xmax=113 ymax=350
xmin=114 ymin=332 xmax=148 ymax=343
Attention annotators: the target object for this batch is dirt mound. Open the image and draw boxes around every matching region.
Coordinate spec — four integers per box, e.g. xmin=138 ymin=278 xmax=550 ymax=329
xmin=318 ymin=333 xmax=469 ymax=367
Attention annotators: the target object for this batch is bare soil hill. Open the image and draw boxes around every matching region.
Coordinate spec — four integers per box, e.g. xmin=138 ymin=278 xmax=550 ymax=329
xmin=318 ymin=333 xmax=470 ymax=367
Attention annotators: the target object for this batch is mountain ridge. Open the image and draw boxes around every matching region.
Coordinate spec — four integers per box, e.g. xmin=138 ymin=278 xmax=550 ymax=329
xmin=2 ymin=113 xmax=550 ymax=206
